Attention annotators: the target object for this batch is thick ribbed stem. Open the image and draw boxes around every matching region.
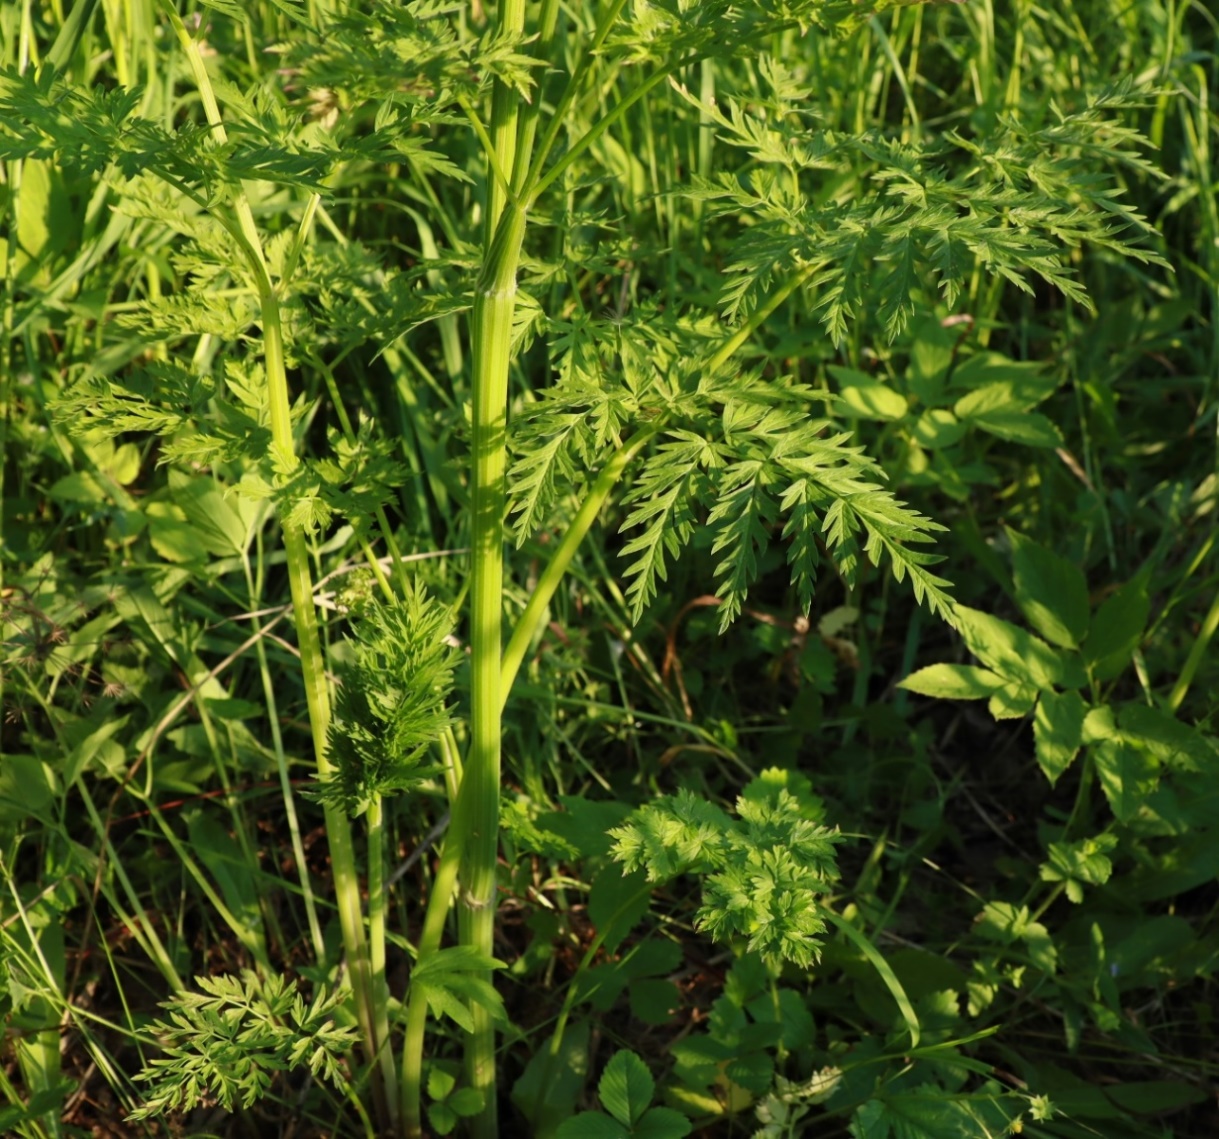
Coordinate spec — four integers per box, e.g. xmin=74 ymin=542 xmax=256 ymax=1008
xmin=457 ymin=201 xmax=527 ymax=1138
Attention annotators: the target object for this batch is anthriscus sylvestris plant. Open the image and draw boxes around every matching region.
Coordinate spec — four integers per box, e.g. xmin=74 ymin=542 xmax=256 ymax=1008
xmin=0 ymin=0 xmax=1167 ymax=1131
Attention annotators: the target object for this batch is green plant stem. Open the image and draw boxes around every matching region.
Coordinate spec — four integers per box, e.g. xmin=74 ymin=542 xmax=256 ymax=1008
xmin=457 ymin=198 xmax=528 ymax=1139
xmin=443 ymin=0 xmax=539 ymax=1127
xmin=708 ymin=262 xmax=820 ymax=371
xmin=522 ymin=0 xmax=632 ymax=192
xmin=529 ymin=59 xmax=691 ymax=205
xmin=366 ymin=794 xmax=398 ymax=1118
xmin=245 ymin=546 xmax=326 ymax=960
xmin=1167 ymin=586 xmax=1219 ymax=712
xmin=282 ymin=487 xmax=393 ymax=1127
xmin=500 ymin=430 xmax=657 ymax=701
xmin=400 ymin=805 xmax=467 ymax=1136
xmin=156 ymin=4 xmax=392 ymax=1124
xmin=484 ymin=0 xmax=527 ymax=236
xmin=77 ymin=785 xmax=184 ymax=992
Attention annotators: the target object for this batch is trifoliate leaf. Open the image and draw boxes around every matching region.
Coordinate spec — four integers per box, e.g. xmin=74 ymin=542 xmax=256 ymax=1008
xmin=598 ymin=1051 xmax=654 ymax=1128
xmin=1039 ymin=834 xmax=1118 ymax=902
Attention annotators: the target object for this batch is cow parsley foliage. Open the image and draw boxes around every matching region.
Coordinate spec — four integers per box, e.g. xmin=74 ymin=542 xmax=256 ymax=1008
xmin=320 ymin=585 xmax=459 ymax=816
xmin=129 ymin=972 xmax=357 ymax=1119
xmin=611 ymin=769 xmax=841 ymax=969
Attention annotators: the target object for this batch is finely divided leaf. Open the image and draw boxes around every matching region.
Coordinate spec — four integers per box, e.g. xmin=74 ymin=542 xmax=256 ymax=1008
xmin=619 ymin=434 xmax=718 ymax=621
xmin=1094 ymin=740 xmax=1160 ymax=823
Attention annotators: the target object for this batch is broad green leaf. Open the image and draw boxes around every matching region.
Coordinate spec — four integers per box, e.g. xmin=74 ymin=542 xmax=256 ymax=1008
xmin=430 ymin=972 xmax=508 ymax=1023
xmin=447 ymin=1087 xmax=485 ymax=1117
xmin=146 ymin=501 xmax=211 ymax=563
xmin=540 ymin=797 xmax=633 ymax=859
xmin=1033 ymin=690 xmax=1086 ymax=784
xmin=416 ymin=979 xmax=474 ymax=1033
xmin=1008 ymin=529 xmax=1089 ymax=648
xmin=426 ymin=1102 xmax=458 ymax=1136
xmin=598 ymin=1050 xmax=654 ymax=1127
xmin=588 ymin=866 xmax=651 ymax=954
xmin=850 ymin=1099 xmax=889 ymax=1139
xmin=725 ymin=1051 xmax=774 ymax=1095
xmin=0 ymin=756 xmax=54 ymax=819
xmin=633 ymin=1106 xmax=693 ymax=1139
xmin=976 ymin=903 xmax=1057 ymax=971
xmin=0 ymin=1085 xmax=74 ymax=1134
xmin=669 ymin=1034 xmax=733 ymax=1091
xmin=988 ymin=681 xmax=1038 ymax=720
xmin=1082 ymin=705 xmax=1118 ymax=743
xmin=747 ymin=987 xmax=815 ymax=1051
xmin=968 ymin=410 xmax=1063 ymax=447
xmin=512 ymin=1019 xmax=591 ymax=1138
xmin=14 ymin=158 xmax=58 ymax=281
xmin=1118 ymin=704 xmax=1217 ymax=770
xmin=412 ymin=946 xmax=505 ymax=980
xmin=1037 ymin=1082 xmax=1126 ymax=1120
xmin=1104 ymin=1080 xmax=1207 ymax=1115
xmin=908 ymin=316 xmax=958 ymax=401
xmin=202 ymin=697 xmax=263 ymax=722
xmin=581 ymin=938 xmax=682 ymax=1013
xmin=829 ymin=366 xmax=909 ymax=420
xmin=1112 ymin=915 xmax=1197 ymax=975
xmin=427 ymin=1067 xmax=457 ymax=1101
xmin=850 ymin=1086 xmax=1025 ymax=1139
xmin=1085 ymin=576 xmax=1149 ymax=678
xmin=629 ymin=978 xmax=679 ymax=1025
xmin=48 ymin=469 xmax=108 ymax=505
xmin=952 ymin=605 xmax=1080 ymax=690
xmin=887 ymin=948 xmax=967 ymax=1000
xmin=1125 ymin=831 xmax=1219 ymax=901
xmin=168 ymin=470 xmax=253 ymax=557
xmin=911 ymin=408 xmax=966 ymax=449
xmin=1094 ymin=740 xmax=1159 ymax=823
xmin=81 ymin=436 xmax=141 ymax=486
xmin=899 ymin=663 xmax=1005 ymax=699
xmin=61 ymin=710 xmax=129 ymax=786
xmin=951 ymin=353 xmax=1054 ymax=402
xmin=555 ymin=1114 xmax=629 ymax=1139
xmin=186 ymin=811 xmax=263 ymax=940
xmin=1039 ymin=834 xmax=1118 ymax=902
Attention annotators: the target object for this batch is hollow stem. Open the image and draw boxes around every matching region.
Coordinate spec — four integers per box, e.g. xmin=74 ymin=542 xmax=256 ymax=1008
xmin=457 ymin=198 xmax=527 ymax=1138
